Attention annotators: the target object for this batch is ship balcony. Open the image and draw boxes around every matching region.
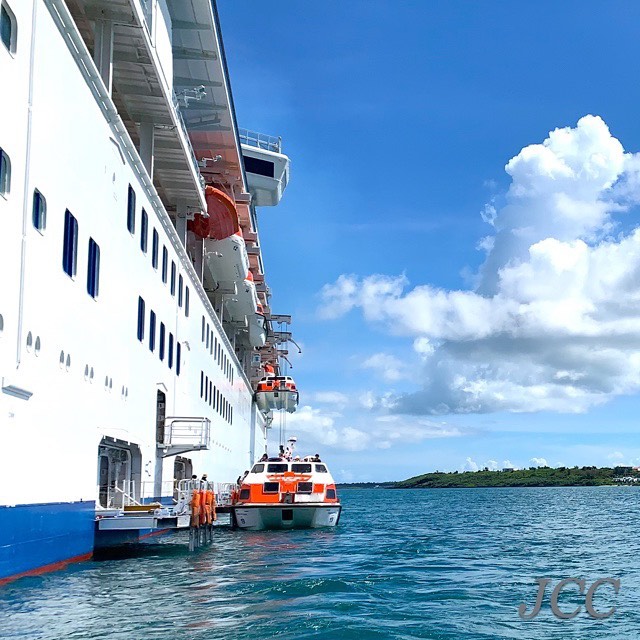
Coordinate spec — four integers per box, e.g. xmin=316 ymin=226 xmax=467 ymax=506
xmin=158 ymin=417 xmax=211 ymax=458
xmin=240 ymin=129 xmax=290 ymax=207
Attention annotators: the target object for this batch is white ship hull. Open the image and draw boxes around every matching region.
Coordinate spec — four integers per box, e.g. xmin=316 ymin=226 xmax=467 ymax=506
xmin=233 ymin=504 xmax=342 ymax=530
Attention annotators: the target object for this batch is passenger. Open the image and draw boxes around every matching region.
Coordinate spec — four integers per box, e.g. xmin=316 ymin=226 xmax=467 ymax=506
xmin=294 ymin=455 xmax=301 ymax=461
xmin=259 ymin=453 xmax=268 ymax=462
xmin=279 ymin=445 xmax=285 ymax=460
xmin=236 ymin=475 xmax=242 ymax=487
xmin=241 ymin=469 xmax=250 ymax=483
xmin=314 ymin=453 xmax=321 ymax=462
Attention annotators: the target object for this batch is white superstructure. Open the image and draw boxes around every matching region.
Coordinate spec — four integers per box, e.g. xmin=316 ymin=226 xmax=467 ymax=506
xmin=0 ymin=0 xmax=296 ymax=582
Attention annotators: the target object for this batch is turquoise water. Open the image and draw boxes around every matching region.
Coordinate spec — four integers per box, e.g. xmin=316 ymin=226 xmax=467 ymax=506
xmin=1 ymin=487 xmax=639 ymax=639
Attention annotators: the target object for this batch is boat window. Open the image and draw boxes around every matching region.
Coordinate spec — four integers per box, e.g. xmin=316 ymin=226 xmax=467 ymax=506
xmin=315 ymin=464 xmax=328 ymax=473
xmin=126 ymin=185 xmax=136 ymax=234
xmin=178 ymin=275 xmax=184 ymax=307
xmin=252 ymin=464 xmax=265 ymax=473
xmin=161 ymin=246 xmax=168 ymax=283
xmin=239 ymin=489 xmax=250 ymax=500
xmin=200 ymin=371 xmax=203 ymax=398
xmin=326 ymin=488 xmax=336 ymax=499
xmin=151 ymin=229 xmax=158 ymax=269
xmin=1 ymin=3 xmax=16 ymax=54
xmin=297 ymin=482 xmax=313 ymax=494
xmin=205 ymin=375 xmax=209 ymax=403
xmin=32 ymin=189 xmax=46 ymax=231
xmin=267 ymin=464 xmax=288 ymax=473
xmin=201 ymin=316 xmax=205 ymax=342
xmin=168 ymin=333 xmax=174 ymax=369
xmin=0 ymin=147 xmax=10 ymax=196
xmin=170 ymin=261 xmax=176 ymax=295
xmin=140 ymin=208 xmax=148 ymax=253
xmin=62 ymin=209 xmax=78 ymax=278
xmin=137 ymin=297 xmax=145 ymax=341
xmin=292 ymin=464 xmax=312 ymax=473
xmin=176 ymin=342 xmax=181 ymax=375
xmin=244 ymin=155 xmax=275 ymax=178
xmin=159 ymin=322 xmax=165 ymax=361
xmin=263 ymin=482 xmax=279 ymax=493
xmin=209 ymin=381 xmax=213 ymax=406
xmin=86 ymin=238 xmax=100 ymax=298
xmin=149 ymin=310 xmax=156 ymax=352
xmin=185 ymin=286 xmax=190 ymax=317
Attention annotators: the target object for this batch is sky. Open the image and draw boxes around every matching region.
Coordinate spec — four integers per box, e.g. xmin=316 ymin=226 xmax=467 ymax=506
xmin=218 ymin=1 xmax=640 ymax=481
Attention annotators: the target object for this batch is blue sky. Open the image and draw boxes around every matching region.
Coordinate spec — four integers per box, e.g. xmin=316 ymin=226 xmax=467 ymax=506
xmin=218 ymin=1 xmax=640 ymax=481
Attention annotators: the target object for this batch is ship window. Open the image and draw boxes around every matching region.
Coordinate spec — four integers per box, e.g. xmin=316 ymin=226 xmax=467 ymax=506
xmin=239 ymin=489 xmax=250 ymax=500
xmin=126 ymin=185 xmax=136 ymax=234
xmin=204 ymin=376 xmax=209 ymax=402
xmin=178 ymin=275 xmax=183 ymax=307
xmin=62 ymin=210 xmax=78 ymax=278
xmin=159 ymin=322 xmax=165 ymax=361
xmin=168 ymin=333 xmax=174 ymax=369
xmin=206 ymin=325 xmax=210 ymax=349
xmin=1 ymin=3 xmax=16 ymax=54
xmin=243 ymin=155 xmax=275 ymax=178
xmin=185 ymin=287 xmax=190 ymax=317
xmin=297 ymin=482 xmax=313 ymax=494
xmin=201 ymin=316 xmax=205 ymax=342
xmin=230 ymin=406 xmax=233 ymax=424
xmin=32 ymin=190 xmax=46 ymax=231
xmin=200 ymin=371 xmax=204 ymax=398
xmin=214 ymin=337 xmax=217 ymax=357
xmin=263 ymin=482 xmax=279 ymax=494
xmin=176 ymin=342 xmax=181 ymax=375
xmin=267 ymin=464 xmax=288 ymax=473
xmin=161 ymin=246 xmax=168 ymax=283
xmin=140 ymin=208 xmax=148 ymax=253
xmin=170 ymin=261 xmax=176 ymax=295
xmin=149 ymin=310 xmax=156 ymax=352
xmin=315 ymin=464 xmax=328 ymax=473
xmin=252 ymin=464 xmax=265 ymax=473
xmin=292 ymin=464 xmax=312 ymax=474
xmin=151 ymin=229 xmax=158 ymax=269
xmin=0 ymin=148 xmax=10 ymax=196
xmin=87 ymin=238 xmax=100 ymax=299
xmin=137 ymin=297 xmax=145 ymax=341
xmin=326 ymin=488 xmax=336 ymax=499
xmin=209 ymin=381 xmax=213 ymax=406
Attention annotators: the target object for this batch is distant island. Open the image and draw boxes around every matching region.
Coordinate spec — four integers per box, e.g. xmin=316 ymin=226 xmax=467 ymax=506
xmin=396 ymin=466 xmax=640 ymax=489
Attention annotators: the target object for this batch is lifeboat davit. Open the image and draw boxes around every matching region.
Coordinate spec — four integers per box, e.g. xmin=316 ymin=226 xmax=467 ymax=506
xmin=231 ymin=437 xmax=341 ymax=530
xmin=255 ymin=375 xmax=299 ymax=413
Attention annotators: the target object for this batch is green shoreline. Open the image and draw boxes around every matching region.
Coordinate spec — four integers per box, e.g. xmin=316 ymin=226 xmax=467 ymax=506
xmin=339 ymin=466 xmax=640 ymax=489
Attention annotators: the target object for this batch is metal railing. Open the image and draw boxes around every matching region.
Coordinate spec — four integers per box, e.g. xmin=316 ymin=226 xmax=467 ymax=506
xmin=98 ymin=480 xmax=141 ymax=509
xmin=172 ymin=93 xmax=206 ymax=190
xmin=239 ymin=128 xmax=282 ymax=154
xmin=162 ymin=417 xmax=211 ymax=449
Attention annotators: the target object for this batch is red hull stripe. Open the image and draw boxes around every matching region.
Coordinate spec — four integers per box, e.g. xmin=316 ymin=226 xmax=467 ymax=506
xmin=0 ymin=552 xmax=93 ymax=586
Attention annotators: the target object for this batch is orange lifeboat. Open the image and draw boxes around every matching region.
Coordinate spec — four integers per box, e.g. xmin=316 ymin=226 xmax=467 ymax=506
xmin=255 ymin=375 xmax=299 ymax=413
xmin=188 ymin=186 xmax=240 ymax=240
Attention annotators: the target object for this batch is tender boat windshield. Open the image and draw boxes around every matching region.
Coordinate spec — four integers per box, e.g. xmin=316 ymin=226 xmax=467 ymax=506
xmin=252 ymin=464 xmax=265 ymax=473
xmin=267 ymin=463 xmax=288 ymax=473
xmin=291 ymin=463 xmax=312 ymax=473
xmin=315 ymin=464 xmax=328 ymax=473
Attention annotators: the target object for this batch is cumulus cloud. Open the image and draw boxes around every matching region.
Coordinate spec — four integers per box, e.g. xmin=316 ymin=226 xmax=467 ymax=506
xmin=462 ymin=457 xmax=479 ymax=472
xmin=530 ymin=457 xmax=549 ymax=467
xmin=319 ymin=116 xmax=640 ymax=414
xmin=362 ymin=352 xmax=405 ymax=381
xmin=284 ymin=405 xmax=471 ymax=452
xmin=308 ymin=391 xmax=350 ymax=407
xmin=503 ymin=460 xmax=517 ymax=470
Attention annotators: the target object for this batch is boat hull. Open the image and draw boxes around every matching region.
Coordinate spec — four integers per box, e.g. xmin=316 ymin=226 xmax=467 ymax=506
xmin=233 ymin=504 xmax=341 ymax=530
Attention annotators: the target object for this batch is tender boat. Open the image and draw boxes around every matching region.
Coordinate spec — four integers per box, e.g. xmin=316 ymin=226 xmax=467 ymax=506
xmin=255 ymin=375 xmax=300 ymax=413
xmin=232 ymin=438 xmax=341 ymax=530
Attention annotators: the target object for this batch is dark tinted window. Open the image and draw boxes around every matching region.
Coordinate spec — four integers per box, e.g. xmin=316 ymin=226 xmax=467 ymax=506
xmin=137 ymin=297 xmax=145 ymax=341
xmin=87 ymin=238 xmax=100 ymax=298
xmin=170 ymin=261 xmax=176 ymax=295
xmin=168 ymin=333 xmax=174 ymax=369
xmin=292 ymin=464 xmax=312 ymax=473
xmin=127 ymin=185 xmax=135 ymax=234
xmin=151 ymin=229 xmax=158 ymax=268
xmin=239 ymin=489 xmax=250 ymax=500
xmin=267 ymin=464 xmax=288 ymax=473
xmin=263 ymin=482 xmax=279 ymax=493
xmin=315 ymin=464 xmax=328 ymax=473
xmin=243 ymin=155 xmax=275 ymax=178
xmin=62 ymin=210 xmax=78 ymax=277
xmin=32 ymin=190 xmax=46 ymax=231
xmin=178 ymin=275 xmax=183 ymax=307
xmin=176 ymin=342 xmax=181 ymax=375
xmin=149 ymin=310 xmax=156 ymax=352
xmin=1 ymin=5 xmax=13 ymax=51
xmin=297 ymin=482 xmax=313 ymax=494
xmin=252 ymin=464 xmax=265 ymax=473
xmin=159 ymin=322 xmax=165 ymax=361
xmin=0 ymin=148 xmax=10 ymax=195
xmin=140 ymin=208 xmax=148 ymax=252
xmin=161 ymin=246 xmax=168 ymax=283
xmin=326 ymin=488 xmax=336 ymax=499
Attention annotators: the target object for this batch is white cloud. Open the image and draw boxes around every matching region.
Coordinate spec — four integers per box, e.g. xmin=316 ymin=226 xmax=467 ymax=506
xmin=362 ymin=352 xmax=405 ymax=381
xmin=308 ymin=391 xmax=350 ymax=408
xmin=462 ymin=457 xmax=479 ymax=472
xmin=319 ymin=116 xmax=640 ymax=415
xmin=486 ymin=460 xmax=499 ymax=471
xmin=503 ymin=460 xmax=517 ymax=470
xmin=607 ymin=451 xmax=625 ymax=461
xmin=530 ymin=457 xmax=548 ymax=467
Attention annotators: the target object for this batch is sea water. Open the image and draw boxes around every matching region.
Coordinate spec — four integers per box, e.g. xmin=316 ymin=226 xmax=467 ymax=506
xmin=1 ymin=487 xmax=639 ymax=639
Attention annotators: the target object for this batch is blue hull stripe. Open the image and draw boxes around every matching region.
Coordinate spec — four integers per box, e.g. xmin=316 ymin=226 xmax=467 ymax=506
xmin=0 ymin=501 xmax=95 ymax=581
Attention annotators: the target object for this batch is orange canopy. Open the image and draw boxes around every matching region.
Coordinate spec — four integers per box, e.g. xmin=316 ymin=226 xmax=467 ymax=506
xmin=188 ymin=186 xmax=240 ymax=240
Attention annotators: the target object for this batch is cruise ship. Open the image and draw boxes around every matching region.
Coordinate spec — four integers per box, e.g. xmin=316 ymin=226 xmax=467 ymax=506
xmin=0 ymin=0 xmax=298 ymax=583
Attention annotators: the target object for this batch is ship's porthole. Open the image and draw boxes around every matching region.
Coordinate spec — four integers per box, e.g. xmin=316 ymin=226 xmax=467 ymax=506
xmin=84 ymin=365 xmax=89 ymax=381
xmin=34 ymin=336 xmax=41 ymax=355
xmin=65 ymin=354 xmax=71 ymax=371
xmin=0 ymin=314 xmax=4 ymax=334
xmin=26 ymin=331 xmax=33 ymax=351
xmin=59 ymin=350 xmax=65 ymax=368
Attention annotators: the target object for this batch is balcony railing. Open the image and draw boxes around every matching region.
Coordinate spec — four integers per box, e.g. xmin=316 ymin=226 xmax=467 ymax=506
xmin=239 ymin=128 xmax=282 ymax=154
xmin=159 ymin=417 xmax=211 ymax=457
